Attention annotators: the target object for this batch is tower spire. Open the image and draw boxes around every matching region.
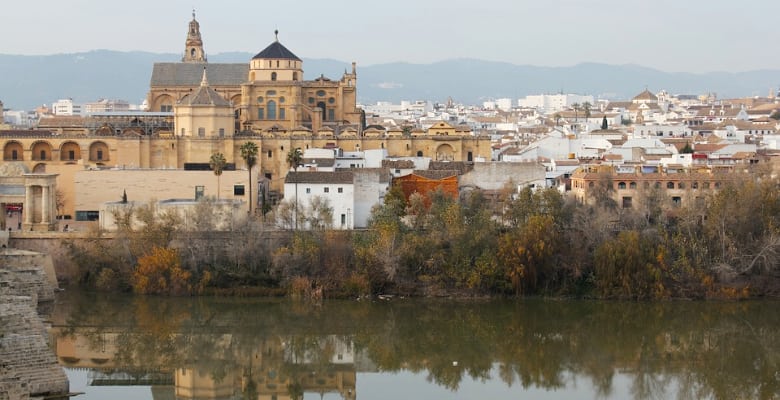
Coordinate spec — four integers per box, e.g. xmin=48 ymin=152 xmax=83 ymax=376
xmin=200 ymin=67 xmax=208 ymax=87
xmin=183 ymin=10 xmax=207 ymax=62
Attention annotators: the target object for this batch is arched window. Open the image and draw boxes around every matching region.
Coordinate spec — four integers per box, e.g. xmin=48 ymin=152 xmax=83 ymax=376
xmin=629 ymin=182 xmax=637 ymax=189
xmin=667 ymin=182 xmax=675 ymax=189
xmin=40 ymin=150 xmax=46 ymax=160
xmin=617 ymin=182 xmax=626 ymax=189
xmin=271 ymin=72 xmax=277 ymax=81
xmin=416 ymin=151 xmax=423 ymax=157
xmin=317 ymin=101 xmax=327 ymax=120
xmin=267 ymin=100 xmax=277 ymax=120
xmin=190 ymin=48 xmax=195 ymax=57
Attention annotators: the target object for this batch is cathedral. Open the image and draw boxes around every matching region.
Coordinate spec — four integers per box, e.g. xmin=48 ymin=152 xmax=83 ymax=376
xmin=148 ymin=12 xmax=361 ymax=134
xmin=0 ymin=13 xmax=490 ymax=228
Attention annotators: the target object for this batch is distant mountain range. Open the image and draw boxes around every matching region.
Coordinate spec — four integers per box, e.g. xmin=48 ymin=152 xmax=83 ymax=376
xmin=1 ymin=50 xmax=778 ymax=110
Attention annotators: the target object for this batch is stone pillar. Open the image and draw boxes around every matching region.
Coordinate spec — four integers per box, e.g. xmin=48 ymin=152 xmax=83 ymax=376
xmin=24 ymin=184 xmax=33 ymax=224
xmin=41 ymin=185 xmax=50 ymax=223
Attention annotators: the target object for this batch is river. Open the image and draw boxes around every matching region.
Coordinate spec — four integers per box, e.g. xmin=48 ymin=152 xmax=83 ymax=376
xmin=48 ymin=291 xmax=780 ymax=399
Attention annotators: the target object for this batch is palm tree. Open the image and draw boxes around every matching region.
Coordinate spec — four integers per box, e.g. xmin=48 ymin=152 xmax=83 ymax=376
xmin=240 ymin=142 xmax=259 ymax=215
xmin=572 ymin=103 xmax=580 ymax=122
xmin=582 ymin=101 xmax=592 ymax=119
xmin=286 ymin=148 xmax=303 ymax=229
xmin=209 ymin=152 xmax=227 ymax=200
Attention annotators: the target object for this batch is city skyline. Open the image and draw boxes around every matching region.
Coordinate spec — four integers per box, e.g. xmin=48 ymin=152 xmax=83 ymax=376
xmin=1 ymin=0 xmax=778 ymax=73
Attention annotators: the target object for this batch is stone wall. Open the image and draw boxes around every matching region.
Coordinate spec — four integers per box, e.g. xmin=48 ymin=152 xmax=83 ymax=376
xmin=0 ymin=248 xmax=68 ymax=399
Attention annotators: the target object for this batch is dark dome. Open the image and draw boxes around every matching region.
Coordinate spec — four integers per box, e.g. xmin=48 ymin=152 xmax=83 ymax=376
xmin=252 ymin=40 xmax=301 ymax=61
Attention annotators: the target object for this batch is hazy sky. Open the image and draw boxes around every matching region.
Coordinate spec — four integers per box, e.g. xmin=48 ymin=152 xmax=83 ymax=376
xmin=2 ymin=0 xmax=777 ymax=73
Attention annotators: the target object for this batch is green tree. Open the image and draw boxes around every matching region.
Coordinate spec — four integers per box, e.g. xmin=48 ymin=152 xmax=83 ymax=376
xmin=680 ymin=141 xmax=693 ymax=154
xmin=601 ymin=115 xmax=608 ymax=130
xmin=286 ymin=147 xmax=303 ymax=229
xmin=240 ymin=142 xmax=259 ymax=214
xmin=209 ymin=152 xmax=227 ymax=200
xmin=572 ymin=103 xmax=580 ymax=122
xmin=582 ymin=102 xmax=592 ymax=119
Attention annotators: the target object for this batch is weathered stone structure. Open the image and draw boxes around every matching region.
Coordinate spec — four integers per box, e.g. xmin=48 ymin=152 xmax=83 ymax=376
xmin=0 ymin=249 xmax=68 ymax=399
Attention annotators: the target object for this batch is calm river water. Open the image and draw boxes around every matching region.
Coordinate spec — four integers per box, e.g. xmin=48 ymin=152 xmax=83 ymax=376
xmin=48 ymin=291 xmax=779 ymax=399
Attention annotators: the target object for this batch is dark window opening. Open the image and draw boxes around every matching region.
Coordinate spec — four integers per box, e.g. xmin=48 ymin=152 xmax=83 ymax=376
xmin=234 ymin=185 xmax=245 ymax=196
xmin=75 ymin=210 xmax=100 ymax=221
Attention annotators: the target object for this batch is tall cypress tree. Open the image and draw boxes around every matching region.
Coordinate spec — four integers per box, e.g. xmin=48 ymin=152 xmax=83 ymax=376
xmin=601 ymin=115 xmax=608 ymax=130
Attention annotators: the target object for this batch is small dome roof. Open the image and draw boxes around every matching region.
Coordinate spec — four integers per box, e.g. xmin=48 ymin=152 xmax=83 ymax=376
xmin=252 ymin=31 xmax=301 ymax=61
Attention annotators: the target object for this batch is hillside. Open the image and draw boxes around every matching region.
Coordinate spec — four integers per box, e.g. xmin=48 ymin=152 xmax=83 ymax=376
xmin=1 ymin=50 xmax=777 ymax=110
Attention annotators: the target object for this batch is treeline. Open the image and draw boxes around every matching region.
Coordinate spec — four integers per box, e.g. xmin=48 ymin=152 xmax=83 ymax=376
xmin=65 ymin=168 xmax=780 ymax=299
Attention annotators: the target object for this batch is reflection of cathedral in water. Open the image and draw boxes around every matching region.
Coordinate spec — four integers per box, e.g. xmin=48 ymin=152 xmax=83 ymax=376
xmin=52 ymin=329 xmax=358 ymax=400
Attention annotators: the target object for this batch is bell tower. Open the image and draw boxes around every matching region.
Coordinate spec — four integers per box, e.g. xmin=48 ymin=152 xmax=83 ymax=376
xmin=182 ymin=9 xmax=207 ymax=62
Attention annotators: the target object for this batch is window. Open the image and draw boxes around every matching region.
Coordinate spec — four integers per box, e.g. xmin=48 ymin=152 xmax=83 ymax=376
xmin=467 ymin=151 xmax=473 ymax=162
xmin=219 ymin=128 xmax=225 ymax=137
xmin=40 ymin=150 xmax=46 ymax=160
xmin=268 ymin=100 xmax=277 ymax=119
xmin=293 ymin=72 xmax=298 ymax=81
xmin=234 ymin=185 xmax=245 ymax=196
xmin=622 ymin=196 xmax=632 ymax=209
xmin=271 ymin=72 xmax=277 ymax=81
xmin=280 ymin=108 xmax=285 ymax=119
xmin=267 ymin=150 xmax=272 ymax=158
xmin=11 ymin=150 xmax=17 ymax=160
xmin=692 ymin=181 xmax=699 ymax=189
xmin=337 ymin=187 xmax=343 ymax=193
xmin=75 ymin=210 xmax=99 ymax=221
xmin=678 ymin=182 xmax=685 ymax=189
xmin=257 ymin=96 xmax=263 ymax=103
xmin=258 ymin=108 xmax=264 ymax=119
xmin=666 ymin=182 xmax=675 ymax=189
xmin=316 ymin=90 xmax=326 ymax=97
xmin=279 ymin=96 xmax=285 ymax=103
xmin=308 ymin=97 xmax=314 ymax=104
xmin=324 ymin=187 xmax=329 ymax=193
xmin=198 ymin=127 xmax=205 ymax=137
xmin=68 ymin=150 xmax=75 ymax=160
xmin=160 ymin=105 xmax=172 ymax=112
xmin=306 ymin=188 xmax=311 ymax=194
xmin=417 ymin=151 xmax=423 ymax=157
xmin=629 ymin=182 xmax=637 ymax=189
xmin=341 ymin=214 xmax=346 ymax=225
xmin=96 ymin=150 xmax=103 ymax=160
xmin=195 ymin=185 xmax=204 ymax=200
xmin=266 ymin=90 xmax=277 ymax=96
xmin=181 ymin=128 xmax=185 ymax=136
xmin=328 ymin=109 xmax=335 ymax=121
xmin=328 ymin=97 xmax=335 ymax=104
xmin=618 ymin=182 xmax=626 ymax=189
xmin=672 ymin=196 xmax=681 ymax=207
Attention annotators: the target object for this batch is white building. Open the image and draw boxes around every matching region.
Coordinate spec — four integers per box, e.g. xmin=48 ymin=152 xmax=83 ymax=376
xmin=283 ymin=170 xmax=391 ymax=230
xmin=51 ymin=98 xmax=82 ymax=116
xmin=517 ymin=94 xmax=595 ymax=113
xmin=83 ymin=99 xmax=131 ymax=114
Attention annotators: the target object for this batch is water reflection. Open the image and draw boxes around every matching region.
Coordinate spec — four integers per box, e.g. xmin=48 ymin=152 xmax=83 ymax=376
xmin=50 ymin=292 xmax=780 ymax=400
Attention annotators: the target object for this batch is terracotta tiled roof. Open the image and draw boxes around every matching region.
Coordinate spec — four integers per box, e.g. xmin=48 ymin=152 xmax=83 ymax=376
xmin=633 ymin=89 xmax=658 ymax=101
xmin=37 ymin=116 xmax=84 ymax=127
xmin=382 ymin=159 xmax=415 ymax=169
xmin=413 ymin=170 xmax=459 ymax=180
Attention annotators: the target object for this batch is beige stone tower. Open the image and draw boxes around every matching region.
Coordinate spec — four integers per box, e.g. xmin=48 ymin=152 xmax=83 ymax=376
xmin=183 ymin=10 xmax=207 ymax=62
